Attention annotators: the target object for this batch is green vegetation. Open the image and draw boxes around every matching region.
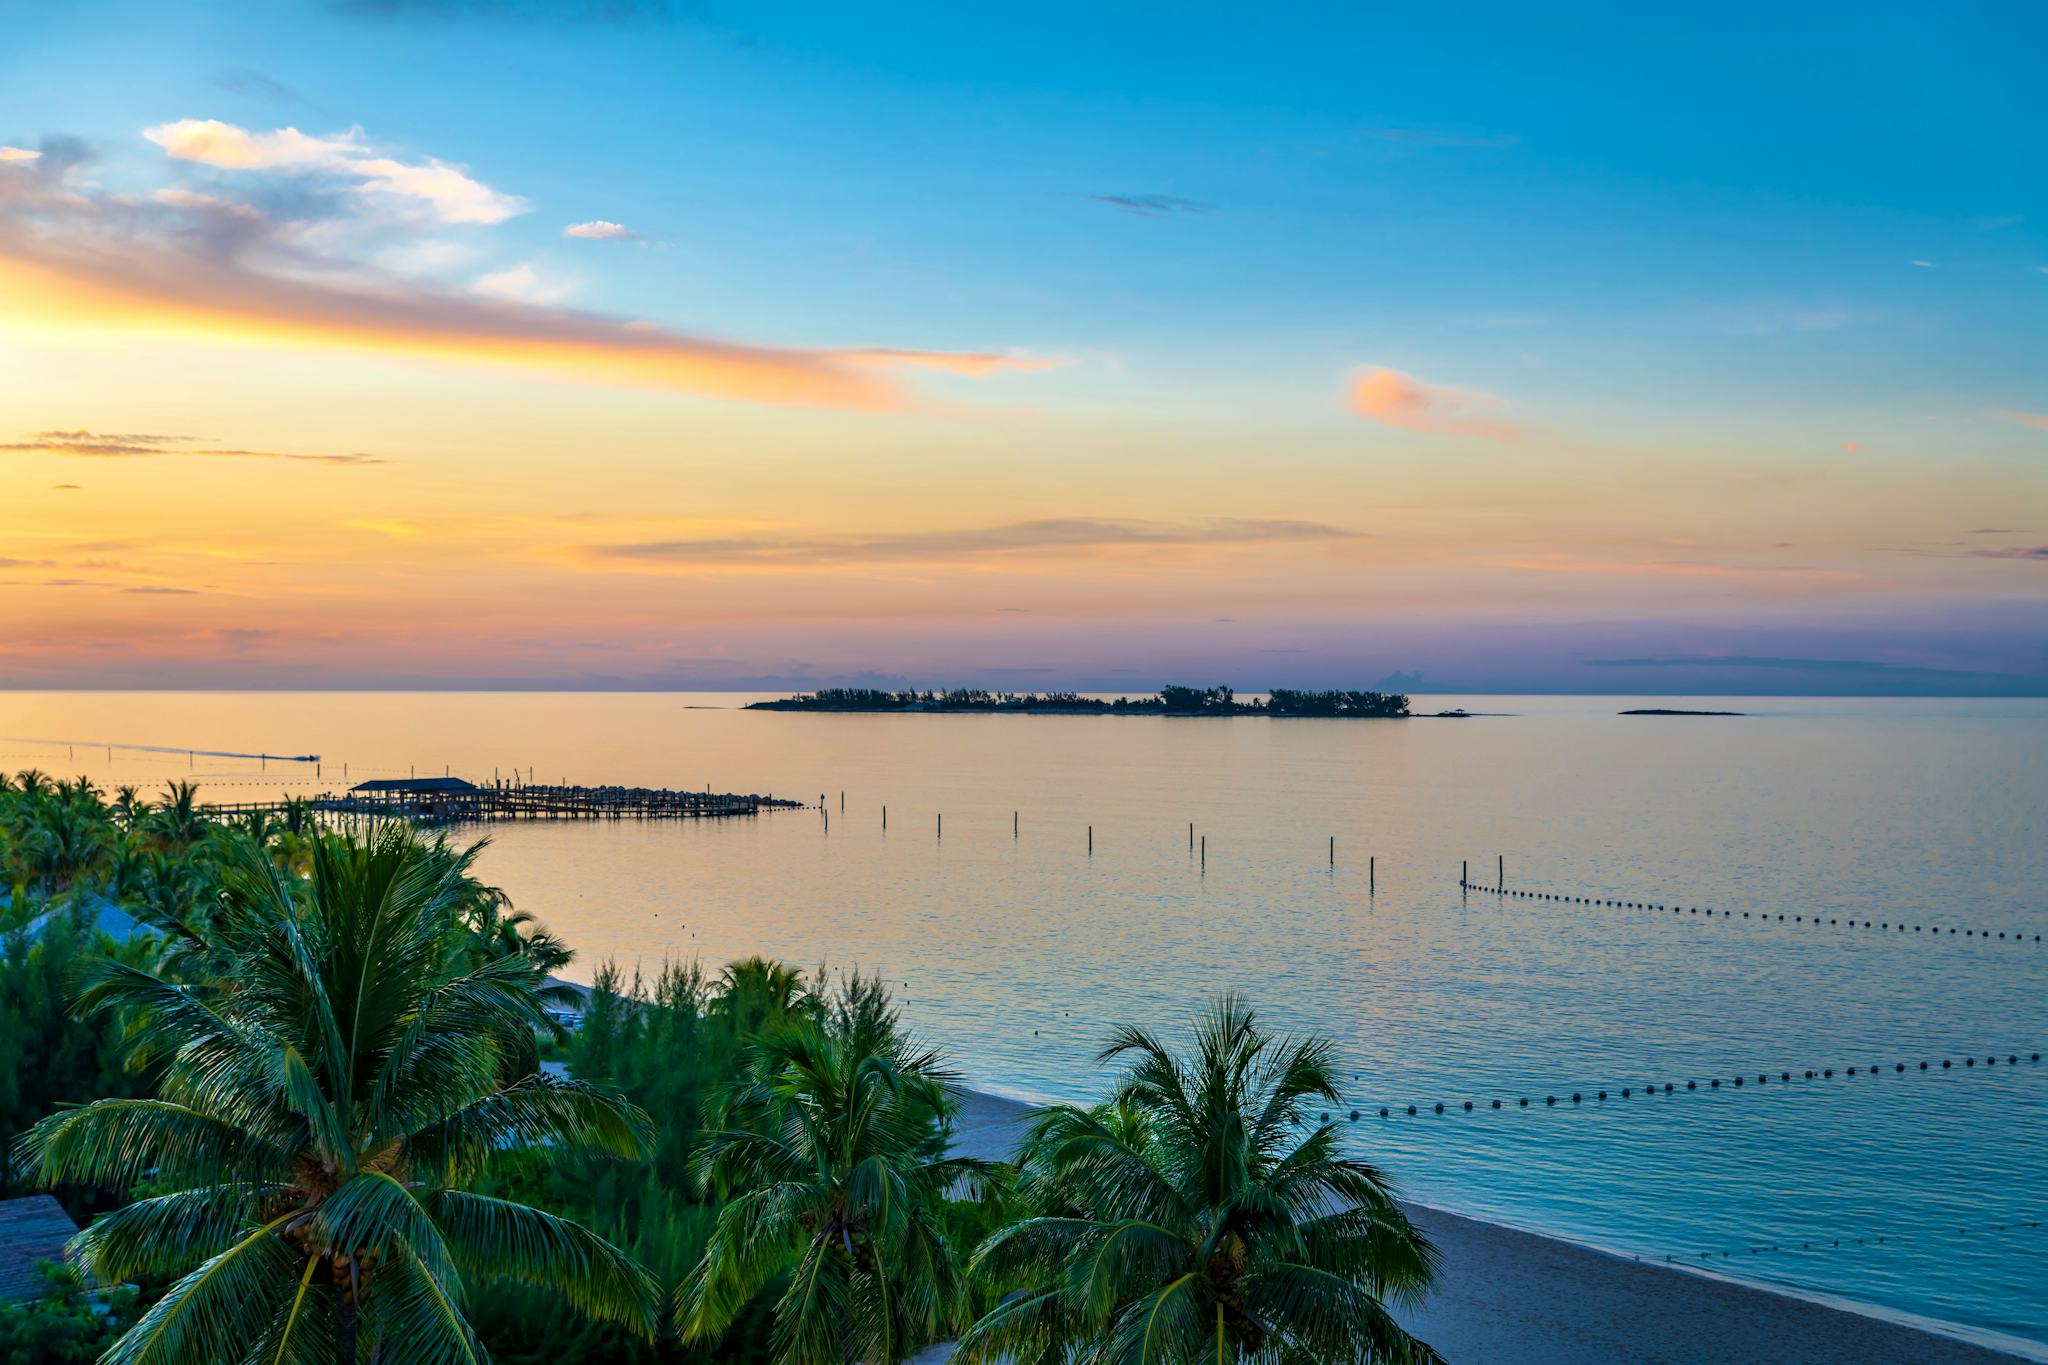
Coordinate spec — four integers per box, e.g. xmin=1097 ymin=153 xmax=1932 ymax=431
xmin=678 ymin=974 xmax=999 ymax=1362
xmin=747 ymin=685 xmax=1411 ymax=717
xmin=1 ymin=774 xmax=1437 ymax=1363
xmin=955 ymin=996 xmax=1441 ymax=1363
xmin=0 ymin=1264 xmax=137 ymax=1364
xmin=22 ymin=827 xmax=654 ymax=1364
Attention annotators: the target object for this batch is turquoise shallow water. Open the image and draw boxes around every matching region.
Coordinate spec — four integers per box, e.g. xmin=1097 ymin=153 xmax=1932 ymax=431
xmin=5 ymin=691 xmax=2045 ymax=1349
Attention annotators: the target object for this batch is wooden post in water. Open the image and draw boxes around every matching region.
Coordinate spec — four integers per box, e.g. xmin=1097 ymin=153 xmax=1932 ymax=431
xmin=1330 ymin=836 xmax=1335 ymax=867
xmin=1462 ymin=859 xmax=1468 ymax=888
xmin=1013 ymin=810 xmax=1018 ymax=838
xmin=1088 ymin=825 xmax=1093 ymax=854
xmin=1189 ymin=821 xmax=1194 ymax=849
xmin=1498 ymin=854 xmax=1504 ymax=890
xmin=883 ymin=805 xmax=888 ymax=830
xmin=1370 ymin=856 xmax=1375 ymax=895
xmin=1200 ymin=834 xmax=1206 ymax=869
xmin=938 ymin=813 xmax=943 ymax=840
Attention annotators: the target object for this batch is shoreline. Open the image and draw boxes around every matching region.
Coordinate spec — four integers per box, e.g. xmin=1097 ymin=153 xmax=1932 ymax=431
xmin=947 ymin=1086 xmax=2042 ymax=1364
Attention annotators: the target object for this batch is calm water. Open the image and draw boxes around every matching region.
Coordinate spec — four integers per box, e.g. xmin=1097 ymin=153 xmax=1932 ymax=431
xmin=6 ymin=691 xmax=2045 ymax=1352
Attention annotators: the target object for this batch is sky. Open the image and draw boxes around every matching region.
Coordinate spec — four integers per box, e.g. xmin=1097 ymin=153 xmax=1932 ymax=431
xmin=2 ymin=1 xmax=2044 ymax=695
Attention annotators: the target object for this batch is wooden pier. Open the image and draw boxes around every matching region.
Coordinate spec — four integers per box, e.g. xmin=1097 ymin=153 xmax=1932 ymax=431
xmin=201 ymin=776 xmax=806 ymax=826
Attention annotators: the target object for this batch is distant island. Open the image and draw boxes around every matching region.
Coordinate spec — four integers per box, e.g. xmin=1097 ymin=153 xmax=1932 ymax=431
xmin=747 ymin=685 xmax=1412 ymax=717
xmin=1619 ymin=708 xmax=1745 ymax=716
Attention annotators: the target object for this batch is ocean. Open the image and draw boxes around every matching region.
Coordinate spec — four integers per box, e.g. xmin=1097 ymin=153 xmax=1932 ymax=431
xmin=5 ymin=691 xmax=2044 ymax=1351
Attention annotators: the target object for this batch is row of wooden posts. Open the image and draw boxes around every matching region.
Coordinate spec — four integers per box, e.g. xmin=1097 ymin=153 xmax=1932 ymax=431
xmin=819 ymin=791 xmax=1386 ymax=893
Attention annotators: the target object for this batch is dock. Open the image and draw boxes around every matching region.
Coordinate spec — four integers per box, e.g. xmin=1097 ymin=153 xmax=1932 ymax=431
xmin=200 ymin=775 xmax=807 ymax=825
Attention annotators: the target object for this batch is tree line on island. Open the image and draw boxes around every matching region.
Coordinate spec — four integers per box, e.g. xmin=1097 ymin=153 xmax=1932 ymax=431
xmin=749 ymin=684 xmax=1413 ymax=718
xmin=1 ymin=772 xmax=1442 ymax=1364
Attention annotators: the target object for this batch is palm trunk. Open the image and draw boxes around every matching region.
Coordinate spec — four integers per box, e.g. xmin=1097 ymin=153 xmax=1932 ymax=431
xmin=339 ymin=1256 xmax=361 ymax=1363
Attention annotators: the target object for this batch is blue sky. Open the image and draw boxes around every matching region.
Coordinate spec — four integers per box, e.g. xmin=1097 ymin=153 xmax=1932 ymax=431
xmin=2 ymin=2 xmax=2044 ymax=692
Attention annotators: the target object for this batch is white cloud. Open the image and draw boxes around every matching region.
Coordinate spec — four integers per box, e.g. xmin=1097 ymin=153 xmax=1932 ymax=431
xmin=0 ymin=146 xmax=41 ymax=163
xmin=376 ymin=238 xmax=486 ymax=276
xmin=146 ymin=118 xmax=360 ymax=168
xmin=348 ymin=155 xmax=527 ymax=224
xmin=142 ymin=117 xmax=528 ymax=226
xmin=1910 ymin=259 xmax=1935 ymax=268
xmin=564 ymin=219 xmax=639 ymax=241
xmin=472 ymin=262 xmax=573 ymax=304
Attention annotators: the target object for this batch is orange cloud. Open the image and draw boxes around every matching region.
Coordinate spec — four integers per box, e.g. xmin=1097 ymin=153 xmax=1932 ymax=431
xmin=0 ymin=221 xmax=1041 ymax=412
xmin=1346 ymin=366 xmax=1523 ymax=440
xmin=1996 ymin=411 xmax=2048 ymax=431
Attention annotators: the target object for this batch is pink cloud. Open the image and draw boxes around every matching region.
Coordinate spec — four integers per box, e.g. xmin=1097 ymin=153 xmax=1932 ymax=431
xmin=1995 ymin=411 xmax=2048 ymax=431
xmin=1346 ymin=366 xmax=1523 ymax=441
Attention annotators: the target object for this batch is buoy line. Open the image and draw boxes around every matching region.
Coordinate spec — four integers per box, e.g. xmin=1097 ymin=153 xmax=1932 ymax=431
xmin=1458 ymin=879 xmax=2042 ymax=944
xmin=1329 ymin=1050 xmax=2043 ymax=1122
xmin=1668 ymin=1215 xmax=2044 ymax=1265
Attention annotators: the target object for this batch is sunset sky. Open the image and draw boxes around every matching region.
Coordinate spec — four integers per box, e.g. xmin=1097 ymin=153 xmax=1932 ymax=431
xmin=3 ymin=2 xmax=2044 ymax=693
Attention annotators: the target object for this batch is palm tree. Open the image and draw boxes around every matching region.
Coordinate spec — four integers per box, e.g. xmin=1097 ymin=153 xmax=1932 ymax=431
xmin=112 ymin=785 xmax=145 ymax=831
xmin=711 ymin=955 xmax=822 ymax=1038
xmin=677 ymin=975 xmax=994 ymax=1364
xmin=955 ymin=996 xmax=1441 ymax=1365
xmin=145 ymin=780 xmax=208 ymax=848
xmin=20 ymin=825 xmax=657 ymax=1364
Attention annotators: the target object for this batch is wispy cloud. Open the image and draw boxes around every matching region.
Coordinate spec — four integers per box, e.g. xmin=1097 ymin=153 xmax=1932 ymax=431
xmin=0 ymin=146 xmax=40 ymax=163
xmin=1 ymin=430 xmax=382 ymax=465
xmin=1995 ymin=411 xmax=2048 ymax=431
xmin=207 ymin=67 xmax=304 ymax=103
xmin=472 ymin=261 xmax=573 ymax=303
xmin=1967 ymin=544 xmax=2048 ymax=562
xmin=1503 ymin=553 xmax=1861 ymax=584
xmin=563 ymin=219 xmax=642 ymax=241
xmin=1087 ymin=194 xmax=1213 ymax=218
xmin=1584 ymin=654 xmax=2026 ymax=685
xmin=578 ymin=517 xmax=1360 ymax=569
xmin=0 ymin=142 xmax=1049 ymax=410
xmin=145 ymin=118 xmax=529 ymax=224
xmin=1346 ymin=366 xmax=1523 ymax=441
xmin=1701 ymin=301 xmax=1880 ymax=335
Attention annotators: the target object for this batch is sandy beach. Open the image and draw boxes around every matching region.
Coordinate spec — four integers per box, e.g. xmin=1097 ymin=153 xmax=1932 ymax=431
xmin=943 ymin=1088 xmax=2036 ymax=1365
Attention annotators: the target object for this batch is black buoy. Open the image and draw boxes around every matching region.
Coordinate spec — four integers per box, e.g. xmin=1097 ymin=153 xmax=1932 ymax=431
xmin=1380 ymin=1108 xmax=1389 ymax=1118
xmin=1406 ymin=1105 xmax=1417 ymax=1116
xmin=1464 ymin=1100 xmax=1474 ymax=1111
xmin=1492 ymin=1099 xmax=1502 ymax=1108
